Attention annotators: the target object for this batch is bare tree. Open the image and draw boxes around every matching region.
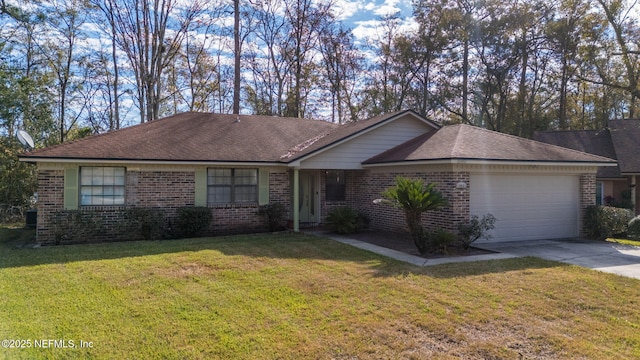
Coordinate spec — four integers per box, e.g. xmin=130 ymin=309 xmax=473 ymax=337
xmin=319 ymin=24 xmax=364 ymax=123
xmin=105 ymin=0 xmax=205 ymax=122
xmin=41 ymin=0 xmax=91 ymax=142
xmin=592 ymin=0 xmax=640 ymax=117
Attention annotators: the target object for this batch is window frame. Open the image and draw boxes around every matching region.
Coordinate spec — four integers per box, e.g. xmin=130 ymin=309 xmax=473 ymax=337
xmin=325 ymin=170 xmax=346 ymax=202
xmin=207 ymin=168 xmax=259 ymax=205
xmin=79 ymin=166 xmax=126 ymax=206
xmin=596 ymin=181 xmax=604 ymax=206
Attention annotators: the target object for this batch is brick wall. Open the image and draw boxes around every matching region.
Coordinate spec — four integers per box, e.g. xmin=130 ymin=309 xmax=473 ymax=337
xmin=36 ymin=170 xmax=64 ymax=244
xmin=269 ymin=170 xmax=291 ymax=216
xmin=347 ymin=170 xmax=470 ymax=235
xmin=579 ymin=173 xmax=596 ymax=237
xmin=319 ymin=170 xmax=360 ymax=224
xmin=35 ymin=167 xmax=290 ymax=244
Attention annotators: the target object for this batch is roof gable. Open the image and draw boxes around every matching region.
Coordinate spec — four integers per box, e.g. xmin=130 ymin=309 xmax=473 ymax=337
xmin=281 ymin=110 xmax=440 ymax=162
xmin=365 ymin=124 xmax=617 ymax=165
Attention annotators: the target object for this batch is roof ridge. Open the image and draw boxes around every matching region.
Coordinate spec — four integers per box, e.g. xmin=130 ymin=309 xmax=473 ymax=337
xmin=448 ymin=124 xmax=466 ymax=157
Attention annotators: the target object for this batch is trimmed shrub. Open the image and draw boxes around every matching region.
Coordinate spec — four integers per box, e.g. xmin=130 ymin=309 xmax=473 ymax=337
xmin=125 ymin=208 xmax=166 ymax=240
xmin=628 ymin=216 xmax=640 ymax=240
xmin=257 ymin=203 xmax=287 ymax=232
xmin=50 ymin=210 xmax=103 ymax=244
xmin=325 ymin=206 xmax=361 ymax=234
xmin=175 ymin=207 xmax=212 ymax=238
xmin=584 ymin=205 xmax=634 ymax=239
xmin=429 ymin=229 xmax=457 ymax=254
xmin=458 ymin=213 xmax=497 ymax=249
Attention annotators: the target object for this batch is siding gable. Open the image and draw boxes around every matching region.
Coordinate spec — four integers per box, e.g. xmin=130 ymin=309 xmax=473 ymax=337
xmin=299 ymin=115 xmax=435 ymax=169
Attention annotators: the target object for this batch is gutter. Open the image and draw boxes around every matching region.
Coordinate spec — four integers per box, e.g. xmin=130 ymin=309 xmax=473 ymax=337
xmin=361 ymin=158 xmax=619 ymax=168
xmin=18 ymin=157 xmax=286 ymax=167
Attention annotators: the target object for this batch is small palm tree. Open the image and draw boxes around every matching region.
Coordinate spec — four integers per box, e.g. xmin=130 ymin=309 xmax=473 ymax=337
xmin=382 ymin=177 xmax=448 ymax=253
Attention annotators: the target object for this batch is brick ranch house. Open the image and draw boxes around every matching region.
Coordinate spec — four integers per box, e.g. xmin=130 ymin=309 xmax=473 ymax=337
xmin=20 ymin=110 xmax=615 ymax=245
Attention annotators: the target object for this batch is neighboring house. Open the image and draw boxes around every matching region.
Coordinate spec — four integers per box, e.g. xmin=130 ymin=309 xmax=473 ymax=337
xmin=20 ymin=110 xmax=615 ymax=244
xmin=534 ymin=119 xmax=640 ymax=216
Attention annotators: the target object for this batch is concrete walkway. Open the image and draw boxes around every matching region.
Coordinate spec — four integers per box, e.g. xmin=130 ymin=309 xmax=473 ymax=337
xmin=314 ymin=232 xmax=640 ymax=280
xmin=317 ymin=232 xmax=520 ymax=267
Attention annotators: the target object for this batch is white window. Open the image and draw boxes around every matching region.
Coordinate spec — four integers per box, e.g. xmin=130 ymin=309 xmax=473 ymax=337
xmin=207 ymin=168 xmax=258 ymax=204
xmin=80 ymin=167 xmax=126 ymax=206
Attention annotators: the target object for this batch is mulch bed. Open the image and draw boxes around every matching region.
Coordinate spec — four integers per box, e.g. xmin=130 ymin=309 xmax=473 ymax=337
xmin=347 ymin=230 xmax=494 ymax=259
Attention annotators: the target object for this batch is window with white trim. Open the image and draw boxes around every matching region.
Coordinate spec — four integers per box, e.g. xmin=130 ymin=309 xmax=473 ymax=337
xmin=207 ymin=168 xmax=258 ymax=204
xmin=80 ymin=167 xmax=126 ymax=206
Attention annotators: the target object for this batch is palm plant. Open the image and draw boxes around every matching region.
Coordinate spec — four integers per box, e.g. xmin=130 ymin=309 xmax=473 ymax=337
xmin=382 ymin=177 xmax=448 ymax=253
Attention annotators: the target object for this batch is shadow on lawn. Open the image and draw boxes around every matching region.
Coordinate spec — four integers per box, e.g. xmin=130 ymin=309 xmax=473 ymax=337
xmin=0 ymin=228 xmax=567 ymax=278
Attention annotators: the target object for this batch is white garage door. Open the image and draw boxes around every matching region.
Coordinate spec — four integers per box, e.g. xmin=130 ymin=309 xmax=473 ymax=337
xmin=470 ymin=174 xmax=579 ymax=242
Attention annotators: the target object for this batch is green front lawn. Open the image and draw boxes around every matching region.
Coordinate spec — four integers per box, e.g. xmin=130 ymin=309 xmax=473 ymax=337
xmin=608 ymin=238 xmax=640 ymax=247
xmin=1 ymin=228 xmax=639 ymax=359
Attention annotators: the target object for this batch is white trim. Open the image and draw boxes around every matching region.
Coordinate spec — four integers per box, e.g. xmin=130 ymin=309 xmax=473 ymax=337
xmin=287 ymin=111 xmax=439 ymax=167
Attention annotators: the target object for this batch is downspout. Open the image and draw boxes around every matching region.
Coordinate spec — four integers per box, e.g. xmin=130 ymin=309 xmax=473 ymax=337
xmin=293 ymin=168 xmax=300 ymax=232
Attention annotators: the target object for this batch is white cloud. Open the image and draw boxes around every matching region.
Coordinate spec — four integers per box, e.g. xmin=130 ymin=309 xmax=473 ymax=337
xmin=332 ymin=0 xmax=364 ymax=21
xmin=363 ymin=0 xmax=402 ymax=17
xmin=351 ymin=15 xmax=417 ymax=43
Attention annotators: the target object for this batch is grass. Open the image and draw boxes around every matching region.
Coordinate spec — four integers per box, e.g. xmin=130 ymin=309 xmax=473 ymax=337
xmin=607 ymin=237 xmax=640 ymax=247
xmin=1 ymin=226 xmax=640 ymax=359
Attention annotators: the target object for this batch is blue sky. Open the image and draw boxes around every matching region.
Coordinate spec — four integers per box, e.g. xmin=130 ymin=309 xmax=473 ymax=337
xmin=333 ymin=0 xmax=416 ymax=42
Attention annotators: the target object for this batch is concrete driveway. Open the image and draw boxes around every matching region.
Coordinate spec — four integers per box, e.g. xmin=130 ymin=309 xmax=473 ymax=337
xmin=475 ymin=239 xmax=640 ymax=280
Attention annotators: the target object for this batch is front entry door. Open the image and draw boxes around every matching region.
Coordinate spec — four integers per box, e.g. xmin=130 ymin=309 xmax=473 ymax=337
xmin=299 ymin=172 xmax=318 ymax=224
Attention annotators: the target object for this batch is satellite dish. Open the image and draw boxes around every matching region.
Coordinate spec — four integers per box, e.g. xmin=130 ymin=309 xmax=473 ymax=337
xmin=17 ymin=130 xmax=35 ymax=149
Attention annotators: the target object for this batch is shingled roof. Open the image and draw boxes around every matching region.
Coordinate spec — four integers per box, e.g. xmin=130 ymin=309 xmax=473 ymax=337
xmin=21 ymin=110 xmax=438 ymax=164
xmin=21 ymin=113 xmax=338 ymax=163
xmin=534 ymin=119 xmax=640 ymax=176
xmin=364 ymin=124 xmax=617 ymax=165
xmin=21 ymin=111 xmax=617 ymax=168
xmin=534 ymin=129 xmax=622 ymax=178
xmin=609 ymin=119 xmax=640 ymax=174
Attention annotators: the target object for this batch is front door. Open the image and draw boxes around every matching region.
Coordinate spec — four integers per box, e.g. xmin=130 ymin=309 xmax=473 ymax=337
xmin=299 ymin=172 xmax=318 ymax=224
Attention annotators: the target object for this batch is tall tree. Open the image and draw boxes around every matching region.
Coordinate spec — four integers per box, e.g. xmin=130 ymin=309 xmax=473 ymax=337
xmin=319 ymin=24 xmax=364 ymax=123
xmin=92 ymin=0 xmax=122 ymax=130
xmin=244 ymin=0 xmax=334 ymax=118
xmin=42 ymin=0 xmax=90 ymax=142
xmin=233 ymin=0 xmax=240 ymax=114
xmin=105 ymin=0 xmax=205 ymax=122
xmin=592 ymin=0 xmax=640 ymax=118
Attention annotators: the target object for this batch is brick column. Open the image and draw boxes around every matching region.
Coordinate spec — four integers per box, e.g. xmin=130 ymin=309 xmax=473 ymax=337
xmin=36 ymin=169 xmax=64 ymax=245
xmin=579 ymin=173 xmax=596 ymax=237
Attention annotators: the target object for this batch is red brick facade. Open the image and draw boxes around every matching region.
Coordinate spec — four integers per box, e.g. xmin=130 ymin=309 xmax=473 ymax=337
xmin=579 ymin=173 xmax=597 ymax=236
xmin=36 ymin=167 xmax=291 ymax=244
xmin=35 ymin=165 xmax=596 ymax=245
xmin=347 ymin=170 xmax=470 ymax=235
xmin=36 ymin=170 xmax=64 ymax=244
